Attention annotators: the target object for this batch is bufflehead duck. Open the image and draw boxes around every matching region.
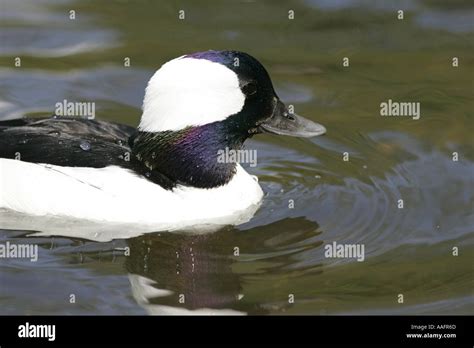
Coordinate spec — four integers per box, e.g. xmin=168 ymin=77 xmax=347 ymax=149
xmin=0 ymin=50 xmax=325 ymax=230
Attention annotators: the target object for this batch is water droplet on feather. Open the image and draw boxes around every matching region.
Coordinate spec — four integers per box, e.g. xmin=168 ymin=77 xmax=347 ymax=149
xmin=80 ymin=141 xmax=91 ymax=151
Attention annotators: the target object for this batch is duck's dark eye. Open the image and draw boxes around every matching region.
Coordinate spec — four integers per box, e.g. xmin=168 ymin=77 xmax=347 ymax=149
xmin=242 ymin=82 xmax=257 ymax=96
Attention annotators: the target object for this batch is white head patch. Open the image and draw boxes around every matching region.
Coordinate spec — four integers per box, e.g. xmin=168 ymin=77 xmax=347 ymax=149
xmin=139 ymin=56 xmax=245 ymax=132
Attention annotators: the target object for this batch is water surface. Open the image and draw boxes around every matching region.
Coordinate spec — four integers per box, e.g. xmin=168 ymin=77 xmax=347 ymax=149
xmin=0 ymin=0 xmax=473 ymax=314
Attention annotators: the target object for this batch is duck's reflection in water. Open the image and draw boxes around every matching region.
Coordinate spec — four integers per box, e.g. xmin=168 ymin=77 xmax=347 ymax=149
xmin=126 ymin=231 xmax=244 ymax=314
xmin=125 ymin=217 xmax=322 ymax=315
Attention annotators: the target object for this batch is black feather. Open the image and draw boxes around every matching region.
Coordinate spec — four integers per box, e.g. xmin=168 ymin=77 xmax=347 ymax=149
xmin=0 ymin=117 xmax=176 ymax=189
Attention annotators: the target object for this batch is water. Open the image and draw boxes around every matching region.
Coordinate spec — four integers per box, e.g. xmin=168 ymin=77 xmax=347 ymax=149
xmin=0 ymin=0 xmax=473 ymax=315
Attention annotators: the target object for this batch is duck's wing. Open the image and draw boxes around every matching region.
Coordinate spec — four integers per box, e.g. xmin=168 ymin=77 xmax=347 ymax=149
xmin=0 ymin=117 xmax=135 ymax=168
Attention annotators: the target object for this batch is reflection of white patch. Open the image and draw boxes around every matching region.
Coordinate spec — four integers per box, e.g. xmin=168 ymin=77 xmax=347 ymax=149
xmin=139 ymin=57 xmax=245 ymax=132
xmin=129 ymin=274 xmax=173 ymax=303
xmin=129 ymin=274 xmax=245 ymax=315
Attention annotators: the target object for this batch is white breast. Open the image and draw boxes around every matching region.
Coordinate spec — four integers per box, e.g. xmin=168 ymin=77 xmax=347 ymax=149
xmin=0 ymin=159 xmax=263 ymax=230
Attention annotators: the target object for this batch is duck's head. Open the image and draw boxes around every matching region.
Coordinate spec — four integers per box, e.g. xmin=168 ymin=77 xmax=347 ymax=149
xmin=139 ymin=50 xmax=326 ymax=138
xmin=133 ymin=50 xmax=326 ymax=188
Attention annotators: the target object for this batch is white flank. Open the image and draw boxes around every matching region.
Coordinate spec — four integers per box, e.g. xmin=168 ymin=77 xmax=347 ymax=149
xmin=0 ymin=159 xmax=263 ymax=230
xmin=139 ymin=57 xmax=245 ymax=132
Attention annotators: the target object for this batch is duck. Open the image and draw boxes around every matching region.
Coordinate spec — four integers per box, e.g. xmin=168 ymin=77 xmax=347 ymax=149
xmin=0 ymin=50 xmax=326 ymax=230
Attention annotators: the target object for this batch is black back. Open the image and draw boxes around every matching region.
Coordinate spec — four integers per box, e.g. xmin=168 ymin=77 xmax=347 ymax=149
xmin=0 ymin=118 xmax=133 ymax=167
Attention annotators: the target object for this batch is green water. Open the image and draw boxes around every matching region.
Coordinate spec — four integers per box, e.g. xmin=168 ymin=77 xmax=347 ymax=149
xmin=0 ymin=0 xmax=473 ymax=314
